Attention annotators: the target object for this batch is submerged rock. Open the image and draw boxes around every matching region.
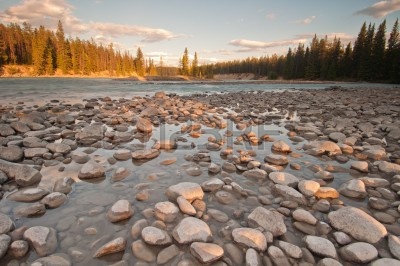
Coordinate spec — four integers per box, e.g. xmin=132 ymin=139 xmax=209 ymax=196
xmin=190 ymin=242 xmax=224 ymax=263
xmin=0 ymin=159 xmax=42 ymax=186
xmin=93 ymin=237 xmax=126 ymax=258
xmin=172 ymin=217 xmax=212 ymax=244
xmin=78 ymin=161 xmax=105 ymax=179
xmin=23 ymin=226 xmax=58 ymax=257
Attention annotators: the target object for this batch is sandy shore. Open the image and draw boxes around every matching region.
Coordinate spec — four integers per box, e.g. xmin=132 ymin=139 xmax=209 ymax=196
xmin=0 ymin=87 xmax=400 ymax=265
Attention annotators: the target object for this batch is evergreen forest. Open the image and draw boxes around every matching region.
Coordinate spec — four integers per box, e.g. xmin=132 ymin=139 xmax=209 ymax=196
xmin=0 ymin=19 xmax=399 ymax=83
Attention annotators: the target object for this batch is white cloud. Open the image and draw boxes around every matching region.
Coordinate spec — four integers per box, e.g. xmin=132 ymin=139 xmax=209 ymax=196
xmin=89 ymin=22 xmax=180 ymax=43
xmin=228 ymin=38 xmax=307 ymax=52
xmin=354 ymin=0 xmax=400 ymax=18
xmin=266 ymin=13 xmax=276 ymax=20
xmin=296 ymin=15 xmax=316 ymax=25
xmin=0 ymin=0 xmax=182 ymax=43
xmin=296 ymin=32 xmax=355 ymax=44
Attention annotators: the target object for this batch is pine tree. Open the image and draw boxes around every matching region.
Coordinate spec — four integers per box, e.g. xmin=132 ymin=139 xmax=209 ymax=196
xmin=284 ymin=48 xmax=294 ymax=79
xmin=371 ymin=20 xmax=386 ymax=80
xmin=352 ymin=22 xmax=367 ymax=79
xmin=0 ymin=30 xmax=7 ymax=75
xmin=56 ymin=20 xmax=67 ymax=74
xmin=340 ymin=42 xmax=353 ymax=78
xmin=387 ymin=19 xmax=400 ymax=83
xmin=181 ymin=48 xmax=189 ymax=76
xmin=191 ymin=52 xmax=199 ymax=77
xmin=135 ymin=47 xmax=145 ymax=76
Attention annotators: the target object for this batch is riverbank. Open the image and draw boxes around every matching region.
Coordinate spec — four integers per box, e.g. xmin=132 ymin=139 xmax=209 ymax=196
xmin=0 ymin=87 xmax=399 ymax=265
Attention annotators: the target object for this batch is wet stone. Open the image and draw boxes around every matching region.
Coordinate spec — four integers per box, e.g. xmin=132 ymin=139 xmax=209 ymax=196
xmin=269 ymin=172 xmax=299 ymax=187
xmin=177 ymin=196 xmax=196 ymax=216
xmin=201 ymin=178 xmax=224 ymax=192
xmin=339 ymin=242 xmax=378 ymax=263
xmin=78 ymin=160 xmax=105 ymax=179
xmin=157 ymin=244 xmax=180 ymax=264
xmin=8 ymin=188 xmax=49 ymax=203
xmin=298 ymin=180 xmax=320 ymax=197
xmin=8 ymin=240 xmax=29 ymax=258
xmin=23 ymin=226 xmax=58 ymax=257
xmin=304 ymin=235 xmax=337 ymax=259
xmin=113 ymin=149 xmax=132 ymax=161
xmin=107 ymin=199 xmax=134 ymax=222
xmin=172 ymin=217 xmax=212 ymax=244
xmin=40 ymin=192 xmax=67 ymax=208
xmin=154 ymin=201 xmax=179 ymax=223
xmin=93 ymin=237 xmax=126 ymax=258
xmin=0 ymin=213 xmax=13 ymax=234
xmin=190 ymin=242 xmax=224 ymax=264
xmin=166 ymin=182 xmax=204 ymax=203
xmin=248 ymin=207 xmax=286 ymax=237
xmin=141 ymin=226 xmax=172 ymax=245
xmin=131 ymin=149 xmax=160 ymax=160
xmin=131 ymin=240 xmax=156 ymax=262
xmin=232 ymin=228 xmax=267 ymax=251
xmin=328 ymin=206 xmax=387 ymax=244
xmin=0 ymin=146 xmax=23 ymax=162
xmin=215 ymin=190 xmax=236 ymax=205
xmin=274 ymin=184 xmax=306 ymax=205
xmin=264 ymin=154 xmax=289 ymax=165
xmin=0 ymin=234 xmax=11 ymax=259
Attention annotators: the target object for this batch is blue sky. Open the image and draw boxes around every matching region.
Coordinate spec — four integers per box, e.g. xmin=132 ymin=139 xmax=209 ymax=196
xmin=0 ymin=0 xmax=400 ymax=65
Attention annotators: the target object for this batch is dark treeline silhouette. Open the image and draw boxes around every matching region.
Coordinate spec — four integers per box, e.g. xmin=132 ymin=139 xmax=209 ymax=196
xmin=206 ymin=19 xmax=400 ymax=83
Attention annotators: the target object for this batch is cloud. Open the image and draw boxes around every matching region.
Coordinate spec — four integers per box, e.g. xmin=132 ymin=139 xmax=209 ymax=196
xmin=296 ymin=15 xmax=316 ymax=25
xmin=89 ymin=22 xmax=180 ymax=43
xmin=0 ymin=0 xmax=182 ymax=43
xmin=266 ymin=13 xmax=276 ymax=20
xmin=354 ymin=0 xmax=400 ymax=18
xmin=229 ymin=38 xmax=308 ymax=52
xmin=0 ymin=0 xmax=88 ymax=33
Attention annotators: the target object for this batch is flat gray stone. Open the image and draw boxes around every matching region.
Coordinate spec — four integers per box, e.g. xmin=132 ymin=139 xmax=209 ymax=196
xmin=166 ymin=182 xmax=204 ymax=203
xmin=190 ymin=242 xmax=224 ymax=264
xmin=328 ymin=207 xmax=387 ymax=244
xmin=0 ymin=234 xmax=11 ymax=259
xmin=0 ymin=213 xmax=13 ymax=234
xmin=141 ymin=226 xmax=172 ymax=245
xmin=269 ymin=172 xmax=299 ymax=187
xmin=339 ymin=242 xmax=378 ymax=263
xmin=23 ymin=226 xmax=58 ymax=257
xmin=172 ymin=217 xmax=212 ymax=244
xmin=232 ymin=228 xmax=267 ymax=251
xmin=248 ymin=207 xmax=286 ymax=237
xmin=304 ymin=235 xmax=337 ymax=258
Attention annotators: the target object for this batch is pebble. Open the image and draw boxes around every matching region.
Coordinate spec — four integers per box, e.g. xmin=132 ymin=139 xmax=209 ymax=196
xmin=107 ymin=200 xmax=134 ymax=222
xmin=154 ymin=201 xmax=179 ymax=222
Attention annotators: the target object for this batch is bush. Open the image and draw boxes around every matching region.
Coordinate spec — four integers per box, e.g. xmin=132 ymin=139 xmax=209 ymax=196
xmin=268 ymin=71 xmax=278 ymax=80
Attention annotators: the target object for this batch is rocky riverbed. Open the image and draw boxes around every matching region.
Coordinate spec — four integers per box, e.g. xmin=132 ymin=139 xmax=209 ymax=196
xmin=0 ymin=87 xmax=399 ymax=265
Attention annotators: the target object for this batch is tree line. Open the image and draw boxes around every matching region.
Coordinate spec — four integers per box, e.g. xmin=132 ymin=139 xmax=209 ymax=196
xmin=0 ymin=21 xmax=159 ymax=77
xmin=0 ymin=19 xmax=399 ymax=83
xmin=206 ymin=19 xmax=400 ymax=83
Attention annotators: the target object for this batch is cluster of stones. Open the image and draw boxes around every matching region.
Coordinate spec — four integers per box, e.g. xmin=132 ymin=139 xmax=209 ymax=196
xmin=0 ymin=87 xmax=400 ymax=265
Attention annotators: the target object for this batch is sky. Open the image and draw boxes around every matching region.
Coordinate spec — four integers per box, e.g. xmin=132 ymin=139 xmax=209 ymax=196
xmin=0 ymin=0 xmax=400 ymax=66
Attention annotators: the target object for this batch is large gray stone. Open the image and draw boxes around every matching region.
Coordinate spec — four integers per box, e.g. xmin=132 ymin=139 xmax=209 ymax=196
xmin=0 ymin=146 xmax=23 ymax=162
xmin=0 ymin=234 xmax=11 ymax=259
xmin=107 ymin=200 xmax=134 ymax=222
xmin=248 ymin=207 xmax=286 ymax=237
xmin=269 ymin=172 xmax=299 ymax=187
xmin=23 ymin=226 xmax=58 ymax=257
xmin=304 ymin=235 xmax=337 ymax=258
xmin=46 ymin=143 xmax=71 ymax=154
xmin=190 ymin=242 xmax=224 ymax=264
xmin=141 ymin=226 xmax=172 ymax=245
xmin=274 ymin=184 xmax=306 ymax=205
xmin=0 ymin=213 xmax=13 ymax=234
xmin=328 ymin=207 xmax=387 ymax=244
xmin=388 ymin=235 xmax=400 ymax=260
xmin=339 ymin=242 xmax=378 ymax=263
xmin=78 ymin=161 xmax=105 ymax=179
xmin=0 ymin=159 xmax=42 ymax=186
xmin=166 ymin=182 xmax=204 ymax=203
xmin=172 ymin=217 xmax=212 ymax=244
xmin=378 ymin=161 xmax=400 ymax=174
xmin=232 ymin=228 xmax=267 ymax=251
xmin=154 ymin=201 xmax=179 ymax=223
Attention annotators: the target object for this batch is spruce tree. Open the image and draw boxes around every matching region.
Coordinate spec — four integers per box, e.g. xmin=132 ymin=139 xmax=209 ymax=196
xmin=134 ymin=47 xmax=145 ymax=76
xmin=181 ymin=48 xmax=189 ymax=76
xmin=387 ymin=19 xmax=400 ymax=82
xmin=56 ymin=20 xmax=66 ymax=74
xmin=191 ymin=52 xmax=199 ymax=77
xmin=352 ymin=22 xmax=367 ymax=79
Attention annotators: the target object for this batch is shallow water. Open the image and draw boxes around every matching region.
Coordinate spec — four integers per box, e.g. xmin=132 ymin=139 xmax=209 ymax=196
xmin=0 ymin=78 xmax=396 ymax=105
xmin=0 ymin=79 xmax=398 ymax=265
xmin=0 ymin=116 xmax=369 ymax=265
